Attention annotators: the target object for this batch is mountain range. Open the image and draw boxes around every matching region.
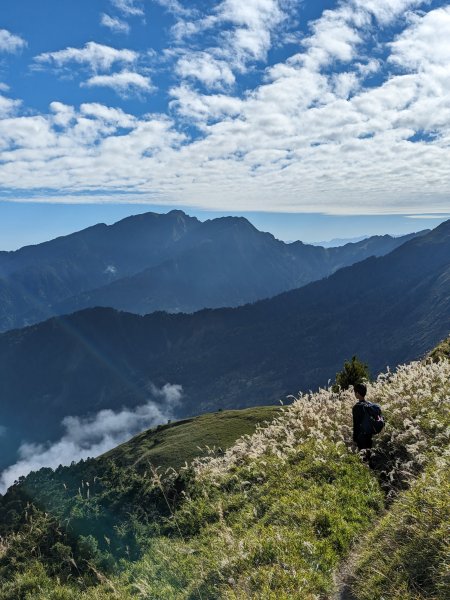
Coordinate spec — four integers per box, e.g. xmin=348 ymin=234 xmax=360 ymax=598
xmin=0 ymin=210 xmax=425 ymax=332
xmin=1 ymin=218 xmax=448 ymax=471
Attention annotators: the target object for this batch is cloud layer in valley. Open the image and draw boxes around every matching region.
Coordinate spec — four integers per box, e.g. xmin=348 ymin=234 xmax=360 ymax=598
xmin=1 ymin=1 xmax=450 ymax=214
xmin=0 ymin=383 xmax=182 ymax=494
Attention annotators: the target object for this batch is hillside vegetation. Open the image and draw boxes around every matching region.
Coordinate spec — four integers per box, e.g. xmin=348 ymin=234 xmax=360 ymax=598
xmin=0 ymin=342 xmax=448 ymax=599
xmin=100 ymin=406 xmax=281 ymax=471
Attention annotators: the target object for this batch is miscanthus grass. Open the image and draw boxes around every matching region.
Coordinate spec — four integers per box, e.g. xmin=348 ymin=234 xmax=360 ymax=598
xmin=1 ymin=356 xmax=448 ymax=599
xmin=128 ymin=357 xmax=449 ymax=599
xmin=348 ymin=455 xmax=450 ymax=600
xmin=193 ymin=358 xmax=450 ymax=495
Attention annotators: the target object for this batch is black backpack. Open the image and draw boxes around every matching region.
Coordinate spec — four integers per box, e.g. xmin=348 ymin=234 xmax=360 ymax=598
xmin=361 ymin=401 xmax=385 ymax=435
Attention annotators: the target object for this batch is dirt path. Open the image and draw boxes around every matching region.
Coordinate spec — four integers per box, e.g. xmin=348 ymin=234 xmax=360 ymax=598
xmin=331 ymin=547 xmax=359 ymax=600
xmin=335 ymin=582 xmax=357 ymax=600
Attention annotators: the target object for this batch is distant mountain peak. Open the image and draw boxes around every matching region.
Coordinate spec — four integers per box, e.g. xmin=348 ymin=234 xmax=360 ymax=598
xmin=0 ymin=212 xmax=438 ymax=334
xmin=110 ymin=209 xmax=197 ymax=227
xmin=311 ymin=235 xmax=369 ymax=247
xmin=202 ymin=215 xmax=260 ymax=234
xmin=167 ymin=209 xmax=189 ymax=217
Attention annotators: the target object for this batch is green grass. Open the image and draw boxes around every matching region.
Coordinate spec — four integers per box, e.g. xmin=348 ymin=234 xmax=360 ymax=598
xmin=99 ymin=406 xmax=282 ymax=472
xmin=349 ymin=457 xmax=450 ymax=600
xmin=0 ymin=347 xmax=448 ymax=600
xmin=127 ymin=440 xmax=384 ymax=599
xmin=0 ymin=405 xmax=283 ymax=599
xmin=428 ymin=336 xmax=450 ymax=362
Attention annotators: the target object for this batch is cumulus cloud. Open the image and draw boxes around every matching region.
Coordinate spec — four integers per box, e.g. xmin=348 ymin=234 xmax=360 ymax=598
xmin=80 ymin=102 xmax=136 ymax=127
xmin=100 ymin=13 xmax=131 ymax=34
xmin=49 ymin=101 xmax=76 ymax=127
xmin=34 ymin=41 xmax=137 ymax=72
xmin=83 ymin=71 xmax=154 ymax=95
xmin=218 ymin=0 xmax=286 ymax=62
xmin=301 ymin=5 xmax=365 ymax=68
xmin=33 ymin=41 xmax=151 ymax=97
xmin=353 ymin=0 xmax=426 ymax=25
xmin=176 ymin=52 xmax=236 ymax=88
xmin=332 ymin=71 xmax=361 ymax=99
xmin=2 ymin=1 xmax=450 ymax=215
xmin=389 ymin=6 xmax=450 ymax=70
xmin=111 ymin=0 xmax=145 ymax=17
xmin=152 ymin=0 xmax=192 ymax=16
xmin=0 ymin=94 xmax=21 ymax=118
xmin=0 ymin=383 xmax=182 ymax=494
xmin=169 ymin=0 xmax=290 ymax=89
xmin=171 ymin=15 xmax=218 ymax=42
xmin=170 ymin=84 xmax=243 ymax=121
xmin=0 ymin=28 xmax=26 ymax=53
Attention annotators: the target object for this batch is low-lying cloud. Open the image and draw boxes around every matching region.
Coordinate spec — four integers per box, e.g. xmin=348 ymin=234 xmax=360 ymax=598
xmin=0 ymin=383 xmax=182 ymax=495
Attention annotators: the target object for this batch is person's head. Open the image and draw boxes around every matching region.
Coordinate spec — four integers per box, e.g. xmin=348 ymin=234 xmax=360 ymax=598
xmin=354 ymin=382 xmax=367 ymax=400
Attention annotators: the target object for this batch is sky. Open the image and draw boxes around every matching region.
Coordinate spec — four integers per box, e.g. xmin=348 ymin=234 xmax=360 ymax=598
xmin=1 ymin=0 xmax=450 ymax=248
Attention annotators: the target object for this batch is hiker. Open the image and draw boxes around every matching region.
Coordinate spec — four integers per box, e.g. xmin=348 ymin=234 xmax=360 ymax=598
xmin=352 ymin=383 xmax=372 ymax=452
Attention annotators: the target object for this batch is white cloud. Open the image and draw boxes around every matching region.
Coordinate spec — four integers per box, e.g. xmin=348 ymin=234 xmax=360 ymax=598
xmin=352 ymin=0 xmax=427 ymax=25
xmin=170 ymin=0 xmax=288 ymax=81
xmin=216 ymin=0 xmax=287 ymax=64
xmin=100 ymin=13 xmax=131 ymax=34
xmin=356 ymin=58 xmax=381 ymax=76
xmin=2 ymin=1 xmax=450 ymax=216
xmin=50 ymin=101 xmax=76 ymax=127
xmin=170 ymin=84 xmax=243 ymax=121
xmin=332 ymin=71 xmax=360 ymax=98
xmin=151 ymin=0 xmax=192 ymax=17
xmin=176 ymin=52 xmax=236 ymax=88
xmin=389 ymin=6 xmax=450 ymax=70
xmin=83 ymin=71 xmax=154 ymax=95
xmin=0 ymin=383 xmax=182 ymax=494
xmin=34 ymin=41 xmax=137 ymax=72
xmin=80 ymin=102 xmax=136 ymax=127
xmin=0 ymin=115 xmax=57 ymax=150
xmin=0 ymin=28 xmax=26 ymax=53
xmin=111 ymin=0 xmax=144 ymax=17
xmin=302 ymin=6 xmax=365 ymax=68
xmin=406 ymin=213 xmax=450 ymax=219
xmin=0 ymin=94 xmax=21 ymax=118
xmin=171 ymin=15 xmax=218 ymax=42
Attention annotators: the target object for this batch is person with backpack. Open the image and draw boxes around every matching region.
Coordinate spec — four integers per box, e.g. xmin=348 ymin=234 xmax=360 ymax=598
xmin=352 ymin=383 xmax=385 ymax=453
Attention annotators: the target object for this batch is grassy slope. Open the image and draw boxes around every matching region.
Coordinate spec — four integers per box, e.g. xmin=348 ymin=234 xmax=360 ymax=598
xmin=100 ymin=406 xmax=282 ymax=472
xmin=0 ymin=342 xmax=448 ymax=599
xmin=429 ymin=336 xmax=450 ymax=362
xmin=122 ymin=355 xmax=449 ymax=599
xmin=349 ymin=459 xmax=449 ymax=600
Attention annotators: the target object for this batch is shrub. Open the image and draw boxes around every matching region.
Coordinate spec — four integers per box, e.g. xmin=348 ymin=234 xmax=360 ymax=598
xmin=333 ymin=355 xmax=370 ymax=392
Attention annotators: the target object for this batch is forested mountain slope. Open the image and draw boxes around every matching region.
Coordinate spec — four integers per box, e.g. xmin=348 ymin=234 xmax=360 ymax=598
xmin=0 ymin=209 xmax=425 ymax=331
xmin=0 ymin=220 xmax=448 ymax=470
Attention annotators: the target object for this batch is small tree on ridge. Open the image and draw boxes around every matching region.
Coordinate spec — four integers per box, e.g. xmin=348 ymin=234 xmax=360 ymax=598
xmin=333 ymin=355 xmax=370 ymax=392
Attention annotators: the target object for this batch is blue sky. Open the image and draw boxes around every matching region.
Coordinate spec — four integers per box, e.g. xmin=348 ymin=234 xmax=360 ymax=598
xmin=1 ymin=0 xmax=450 ymax=248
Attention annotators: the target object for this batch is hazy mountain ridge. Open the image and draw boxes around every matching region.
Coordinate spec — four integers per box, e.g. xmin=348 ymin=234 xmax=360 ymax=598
xmin=0 ymin=210 xmax=200 ymax=330
xmin=0 ymin=210 xmax=426 ymax=331
xmin=0 ymin=220 xmax=448 ymax=472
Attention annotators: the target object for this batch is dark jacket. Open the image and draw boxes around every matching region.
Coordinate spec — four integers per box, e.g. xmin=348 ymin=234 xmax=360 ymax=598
xmin=352 ymin=400 xmax=372 ymax=449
